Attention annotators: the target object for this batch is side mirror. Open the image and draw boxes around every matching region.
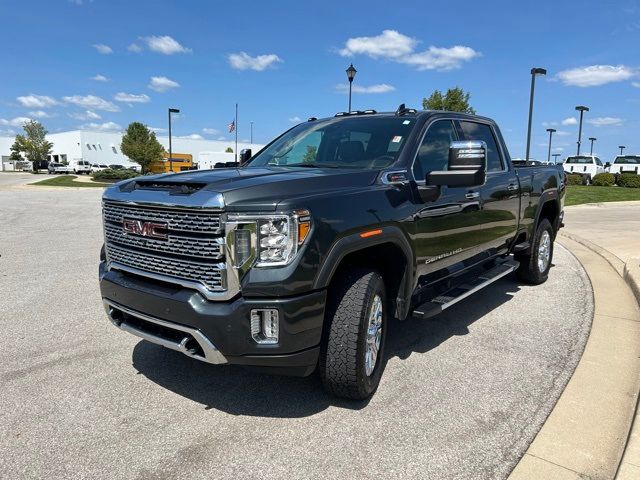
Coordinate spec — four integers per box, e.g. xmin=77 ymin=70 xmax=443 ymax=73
xmin=239 ymin=148 xmax=252 ymax=165
xmin=426 ymin=140 xmax=487 ymax=187
xmin=605 ymin=162 xmax=611 ymax=168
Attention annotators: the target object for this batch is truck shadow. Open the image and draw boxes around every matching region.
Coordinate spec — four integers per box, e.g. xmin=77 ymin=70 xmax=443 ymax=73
xmin=131 ymin=276 xmax=521 ymax=418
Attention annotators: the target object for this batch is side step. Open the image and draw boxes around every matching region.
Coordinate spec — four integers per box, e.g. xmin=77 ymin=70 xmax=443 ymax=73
xmin=412 ymin=260 xmax=519 ymax=320
xmin=512 ymin=241 xmax=530 ymax=252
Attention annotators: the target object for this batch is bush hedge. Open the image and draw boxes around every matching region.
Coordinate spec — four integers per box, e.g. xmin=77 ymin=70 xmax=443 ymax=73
xmin=566 ymin=173 xmax=584 ymax=186
xmin=92 ymin=168 xmax=140 ymax=183
xmin=591 ymin=172 xmax=615 ymax=187
xmin=617 ymin=172 xmax=640 ymax=188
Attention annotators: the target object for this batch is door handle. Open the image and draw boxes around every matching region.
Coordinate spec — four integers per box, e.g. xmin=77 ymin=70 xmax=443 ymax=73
xmin=465 ymin=191 xmax=480 ymax=200
xmin=507 ymin=184 xmax=519 ymax=192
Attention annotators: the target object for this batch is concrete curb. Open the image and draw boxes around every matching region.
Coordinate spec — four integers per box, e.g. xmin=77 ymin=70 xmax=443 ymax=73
xmin=624 ymin=260 xmax=640 ymax=305
xmin=509 ymin=235 xmax=640 ymax=480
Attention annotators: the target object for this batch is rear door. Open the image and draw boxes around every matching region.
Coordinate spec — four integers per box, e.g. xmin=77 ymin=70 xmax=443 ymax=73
xmin=458 ymin=120 xmax=519 ymax=253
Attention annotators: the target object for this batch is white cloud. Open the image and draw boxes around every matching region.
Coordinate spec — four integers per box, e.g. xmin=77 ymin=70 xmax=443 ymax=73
xmin=555 ymin=130 xmax=571 ymax=136
xmin=92 ymin=43 xmax=113 ymax=54
xmin=69 ymin=110 xmax=101 ymax=121
xmin=28 ymin=110 xmax=53 ymax=118
xmin=0 ymin=117 xmax=32 ymax=127
xmin=335 ymin=83 xmax=396 ymax=94
xmin=339 ymin=30 xmax=416 ymax=58
xmin=91 ymin=74 xmax=108 ymax=82
xmin=556 ymin=65 xmax=635 ymax=87
xmin=561 ymin=117 xmax=578 ymax=125
xmin=554 ymin=147 xmax=565 ymax=152
xmin=69 ymin=0 xmax=93 ymax=4
xmin=80 ymin=121 xmax=122 ymax=132
xmin=128 ymin=43 xmax=142 ymax=53
xmin=202 ymin=127 xmax=220 ymax=135
xmin=587 ymin=117 xmax=624 ymax=127
xmin=148 ymin=76 xmax=180 ymax=92
xmin=149 ymin=127 xmax=166 ymax=133
xmin=178 ymin=134 xmax=204 ymax=140
xmin=228 ymin=52 xmax=282 ymax=71
xmin=17 ymin=94 xmax=58 ymax=108
xmin=338 ymin=30 xmax=479 ymax=71
xmin=289 ymin=116 xmax=302 ymax=123
xmin=63 ymin=94 xmax=120 ymax=112
xmin=633 ymin=81 xmax=640 ymax=88
xmin=142 ymin=35 xmax=191 ymax=54
xmin=217 ymin=136 xmax=226 ymax=141
xmin=542 ymin=121 xmax=558 ymax=127
xmin=114 ymin=92 xmax=151 ymax=103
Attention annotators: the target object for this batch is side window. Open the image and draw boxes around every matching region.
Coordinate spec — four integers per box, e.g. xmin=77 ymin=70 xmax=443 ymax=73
xmin=459 ymin=121 xmax=503 ymax=172
xmin=595 ymin=157 xmax=602 ymax=166
xmin=413 ymin=120 xmax=457 ymax=180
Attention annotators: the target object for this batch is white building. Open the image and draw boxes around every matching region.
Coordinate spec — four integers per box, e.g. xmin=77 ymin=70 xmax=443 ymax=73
xmin=1 ymin=130 xmax=264 ymax=170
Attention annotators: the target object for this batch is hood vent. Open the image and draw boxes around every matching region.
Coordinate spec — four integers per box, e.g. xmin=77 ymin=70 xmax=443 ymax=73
xmin=133 ymin=180 xmax=206 ymax=195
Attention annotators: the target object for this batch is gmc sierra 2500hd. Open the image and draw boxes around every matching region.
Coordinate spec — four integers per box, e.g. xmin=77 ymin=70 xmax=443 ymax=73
xmin=99 ymin=106 xmax=565 ymax=399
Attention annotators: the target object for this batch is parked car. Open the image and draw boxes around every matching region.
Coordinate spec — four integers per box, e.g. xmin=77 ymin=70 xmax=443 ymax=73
xmin=71 ymin=160 xmax=92 ymax=174
xmin=109 ymin=164 xmax=124 ymax=170
xmin=562 ymin=155 xmax=605 ymax=184
xmin=47 ymin=162 xmax=73 ymax=174
xmin=91 ymin=164 xmax=110 ymax=173
xmin=99 ymin=108 xmax=565 ymax=399
xmin=606 ymin=155 xmax=640 ymax=175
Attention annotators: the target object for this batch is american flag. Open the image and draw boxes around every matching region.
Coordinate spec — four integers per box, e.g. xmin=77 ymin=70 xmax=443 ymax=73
xmin=228 ymin=119 xmax=236 ymax=133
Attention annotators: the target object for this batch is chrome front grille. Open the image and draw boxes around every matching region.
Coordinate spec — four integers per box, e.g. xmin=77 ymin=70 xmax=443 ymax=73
xmin=102 ymin=201 xmax=231 ymax=296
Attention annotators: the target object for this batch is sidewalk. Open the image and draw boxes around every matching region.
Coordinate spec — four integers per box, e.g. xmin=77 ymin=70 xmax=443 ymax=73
xmin=510 ymin=201 xmax=640 ymax=479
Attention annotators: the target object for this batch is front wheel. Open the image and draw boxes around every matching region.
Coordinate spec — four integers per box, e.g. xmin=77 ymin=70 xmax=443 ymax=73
xmin=320 ymin=268 xmax=387 ymax=400
xmin=516 ymin=218 xmax=554 ymax=284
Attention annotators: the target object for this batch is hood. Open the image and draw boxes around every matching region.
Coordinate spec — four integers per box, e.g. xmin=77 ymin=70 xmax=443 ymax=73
xmin=103 ymin=167 xmax=380 ymax=211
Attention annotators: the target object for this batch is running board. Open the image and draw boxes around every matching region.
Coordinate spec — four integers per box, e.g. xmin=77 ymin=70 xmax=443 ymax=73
xmin=412 ymin=260 xmax=519 ymax=320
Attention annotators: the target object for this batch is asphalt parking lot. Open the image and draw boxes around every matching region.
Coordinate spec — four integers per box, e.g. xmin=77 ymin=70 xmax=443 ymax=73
xmin=0 ymin=174 xmax=594 ymax=480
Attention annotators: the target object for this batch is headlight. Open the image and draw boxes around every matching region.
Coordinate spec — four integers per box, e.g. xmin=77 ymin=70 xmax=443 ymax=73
xmin=226 ymin=209 xmax=311 ymax=268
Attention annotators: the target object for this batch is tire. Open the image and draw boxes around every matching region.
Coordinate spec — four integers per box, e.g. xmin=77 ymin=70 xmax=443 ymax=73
xmin=319 ymin=268 xmax=387 ymax=400
xmin=516 ymin=218 xmax=554 ymax=285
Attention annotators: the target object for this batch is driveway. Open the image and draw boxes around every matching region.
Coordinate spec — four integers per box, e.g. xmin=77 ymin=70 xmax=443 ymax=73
xmin=0 ymin=186 xmax=593 ymax=479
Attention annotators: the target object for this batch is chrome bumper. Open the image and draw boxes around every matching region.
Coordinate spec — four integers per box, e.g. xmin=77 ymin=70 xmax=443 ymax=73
xmin=104 ymin=299 xmax=227 ymax=365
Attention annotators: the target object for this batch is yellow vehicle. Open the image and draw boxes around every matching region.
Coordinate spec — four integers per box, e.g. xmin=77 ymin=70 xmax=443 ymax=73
xmin=149 ymin=153 xmax=194 ymax=173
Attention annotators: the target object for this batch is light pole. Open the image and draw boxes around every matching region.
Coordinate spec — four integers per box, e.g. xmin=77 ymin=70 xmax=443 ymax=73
xmin=589 ymin=137 xmax=596 ymax=155
xmin=250 ymin=121 xmax=254 ymax=144
xmin=575 ymin=105 xmax=589 ymax=155
xmin=346 ymin=63 xmax=357 ymax=112
xmin=552 ymin=153 xmax=561 ymax=165
xmin=619 ymin=145 xmax=626 ymax=155
xmin=168 ymin=108 xmax=180 ymax=172
xmin=546 ymin=128 xmax=556 ymax=164
xmin=525 ymin=67 xmax=547 ymax=162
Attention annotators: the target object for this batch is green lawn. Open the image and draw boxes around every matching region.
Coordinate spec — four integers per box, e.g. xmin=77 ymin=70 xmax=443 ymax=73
xmin=30 ymin=175 xmax=110 ymax=188
xmin=565 ymin=185 xmax=640 ymax=206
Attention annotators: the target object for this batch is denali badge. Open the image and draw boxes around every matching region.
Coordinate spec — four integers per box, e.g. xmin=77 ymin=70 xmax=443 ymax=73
xmin=122 ymin=218 xmax=168 ymax=240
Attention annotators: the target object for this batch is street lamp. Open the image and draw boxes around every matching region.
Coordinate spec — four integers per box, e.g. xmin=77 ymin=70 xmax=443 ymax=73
xmin=250 ymin=121 xmax=254 ymax=144
xmin=525 ymin=67 xmax=547 ymax=162
xmin=575 ymin=105 xmax=589 ymax=155
xmin=552 ymin=153 xmax=561 ymax=165
xmin=619 ymin=145 xmax=626 ymax=155
xmin=546 ymin=128 xmax=556 ymax=164
xmin=346 ymin=63 xmax=357 ymax=112
xmin=168 ymin=108 xmax=180 ymax=173
xmin=589 ymin=137 xmax=596 ymax=155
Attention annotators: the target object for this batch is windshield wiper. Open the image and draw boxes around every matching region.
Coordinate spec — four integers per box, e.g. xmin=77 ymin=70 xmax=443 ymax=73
xmin=293 ymin=163 xmax=345 ymax=169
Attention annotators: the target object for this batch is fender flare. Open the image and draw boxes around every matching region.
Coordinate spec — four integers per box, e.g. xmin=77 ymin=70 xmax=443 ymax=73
xmin=534 ymin=190 xmax=562 ymax=233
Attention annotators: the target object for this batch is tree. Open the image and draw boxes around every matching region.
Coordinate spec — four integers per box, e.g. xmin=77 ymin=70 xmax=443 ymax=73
xmin=8 ymin=141 xmax=22 ymax=162
xmin=120 ymin=122 xmax=165 ymax=174
xmin=13 ymin=120 xmax=53 ymax=173
xmin=302 ymin=145 xmax=317 ymax=163
xmin=422 ymin=87 xmax=476 ymax=114
xmin=225 ymin=147 xmax=233 ymax=153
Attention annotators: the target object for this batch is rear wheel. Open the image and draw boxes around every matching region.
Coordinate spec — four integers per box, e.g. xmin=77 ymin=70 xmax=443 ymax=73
xmin=516 ymin=218 xmax=554 ymax=284
xmin=320 ymin=268 xmax=387 ymax=400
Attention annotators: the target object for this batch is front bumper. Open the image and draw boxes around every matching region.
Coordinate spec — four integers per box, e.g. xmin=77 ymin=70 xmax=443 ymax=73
xmin=100 ymin=262 xmax=326 ymax=376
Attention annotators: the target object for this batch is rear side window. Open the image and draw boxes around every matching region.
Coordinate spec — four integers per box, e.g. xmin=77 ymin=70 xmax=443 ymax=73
xmin=459 ymin=121 xmax=503 ymax=172
xmin=412 ymin=120 xmax=457 ymax=180
xmin=595 ymin=158 xmax=602 ymax=166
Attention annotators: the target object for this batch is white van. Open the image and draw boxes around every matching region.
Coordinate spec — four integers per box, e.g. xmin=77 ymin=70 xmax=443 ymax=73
xmin=70 ymin=159 xmax=92 ymax=174
xmin=563 ymin=155 xmax=605 ymax=184
xmin=607 ymin=155 xmax=640 ymax=175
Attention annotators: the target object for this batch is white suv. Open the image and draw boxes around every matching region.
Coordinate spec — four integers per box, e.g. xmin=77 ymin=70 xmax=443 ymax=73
xmin=563 ymin=155 xmax=605 ymax=184
xmin=72 ymin=160 xmax=92 ymax=174
xmin=607 ymin=155 xmax=640 ymax=175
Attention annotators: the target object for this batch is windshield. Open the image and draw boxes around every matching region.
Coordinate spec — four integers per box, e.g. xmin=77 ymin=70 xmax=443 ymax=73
xmin=565 ymin=156 xmax=594 ymax=164
xmin=614 ymin=156 xmax=640 ymax=164
xmin=246 ymin=116 xmax=415 ymax=170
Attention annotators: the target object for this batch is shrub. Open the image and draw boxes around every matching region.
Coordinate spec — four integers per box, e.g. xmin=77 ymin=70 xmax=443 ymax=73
xmin=92 ymin=168 xmax=140 ymax=183
xmin=566 ymin=173 xmax=584 ymax=186
xmin=617 ymin=172 xmax=640 ymax=188
xmin=591 ymin=172 xmax=615 ymax=187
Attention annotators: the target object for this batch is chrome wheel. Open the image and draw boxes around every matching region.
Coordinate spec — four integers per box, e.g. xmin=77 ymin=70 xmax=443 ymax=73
xmin=538 ymin=230 xmax=551 ymax=273
xmin=365 ymin=294 xmax=383 ymax=376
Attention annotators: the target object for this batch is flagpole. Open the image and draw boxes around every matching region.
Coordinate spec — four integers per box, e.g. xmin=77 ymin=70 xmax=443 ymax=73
xmin=235 ymin=103 xmax=238 ymax=164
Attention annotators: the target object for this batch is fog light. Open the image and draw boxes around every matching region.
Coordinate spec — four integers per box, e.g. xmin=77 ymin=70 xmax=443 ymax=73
xmin=250 ymin=309 xmax=279 ymax=344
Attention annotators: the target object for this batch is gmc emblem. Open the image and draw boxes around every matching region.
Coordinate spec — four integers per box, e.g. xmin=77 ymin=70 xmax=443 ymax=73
xmin=122 ymin=218 xmax=168 ymax=240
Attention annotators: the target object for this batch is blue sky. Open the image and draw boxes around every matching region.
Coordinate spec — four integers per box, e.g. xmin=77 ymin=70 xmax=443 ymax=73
xmin=1 ymin=0 xmax=639 ymax=161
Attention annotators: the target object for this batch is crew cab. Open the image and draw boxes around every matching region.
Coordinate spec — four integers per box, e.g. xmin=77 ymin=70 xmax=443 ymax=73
xmin=99 ymin=107 xmax=565 ymax=399
xmin=47 ymin=162 xmax=73 ymax=174
xmin=563 ymin=155 xmax=605 ymax=184
xmin=607 ymin=155 xmax=640 ymax=175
